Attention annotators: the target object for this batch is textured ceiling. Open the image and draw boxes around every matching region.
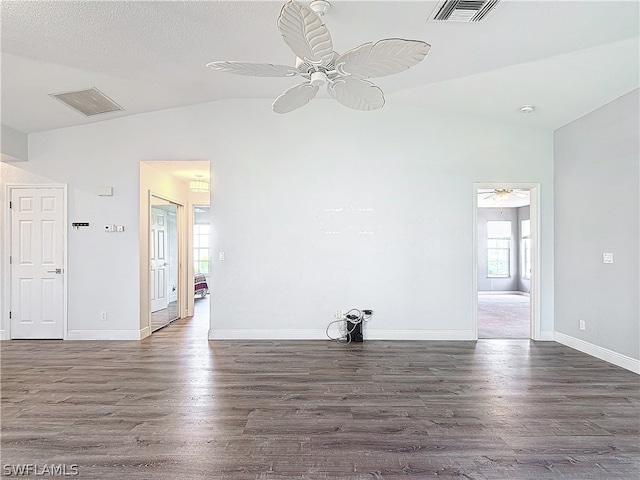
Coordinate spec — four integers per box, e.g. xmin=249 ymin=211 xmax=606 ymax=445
xmin=1 ymin=0 xmax=639 ymax=133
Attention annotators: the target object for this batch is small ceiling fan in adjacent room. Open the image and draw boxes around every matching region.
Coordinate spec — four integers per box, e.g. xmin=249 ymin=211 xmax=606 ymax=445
xmin=481 ymin=189 xmax=528 ymax=202
xmin=206 ymin=0 xmax=431 ymax=113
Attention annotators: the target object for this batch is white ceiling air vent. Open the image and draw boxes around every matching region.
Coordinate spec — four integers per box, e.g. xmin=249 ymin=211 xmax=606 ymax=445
xmin=430 ymin=0 xmax=501 ymax=22
xmin=50 ymin=88 xmax=124 ymax=116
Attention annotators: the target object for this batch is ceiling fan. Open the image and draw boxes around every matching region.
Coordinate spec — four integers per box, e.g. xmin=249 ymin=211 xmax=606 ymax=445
xmin=481 ymin=189 xmax=529 ymax=202
xmin=206 ymin=0 xmax=431 ymax=114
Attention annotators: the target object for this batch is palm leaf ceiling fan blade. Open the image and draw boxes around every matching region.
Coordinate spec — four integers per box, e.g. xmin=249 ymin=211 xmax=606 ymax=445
xmin=206 ymin=61 xmax=300 ymax=77
xmin=328 ymin=78 xmax=384 ymax=111
xmin=335 ymin=39 xmax=431 ymax=78
xmin=272 ymin=82 xmax=319 ymax=114
xmin=277 ymin=0 xmax=334 ymax=66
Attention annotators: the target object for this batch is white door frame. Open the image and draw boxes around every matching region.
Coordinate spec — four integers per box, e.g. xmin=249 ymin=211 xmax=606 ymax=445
xmin=4 ymin=184 xmax=68 ymax=340
xmin=146 ymin=191 xmax=185 ymax=333
xmin=472 ymin=183 xmax=541 ymax=340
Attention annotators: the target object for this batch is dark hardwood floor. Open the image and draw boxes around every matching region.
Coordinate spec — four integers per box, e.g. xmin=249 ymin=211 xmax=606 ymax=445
xmin=2 ymin=304 xmax=639 ymax=479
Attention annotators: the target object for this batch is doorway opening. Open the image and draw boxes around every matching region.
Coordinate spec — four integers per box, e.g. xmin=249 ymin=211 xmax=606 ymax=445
xmin=193 ymin=204 xmax=211 ymax=332
xmin=139 ymin=160 xmax=211 ymax=339
xmin=473 ymin=184 xmax=540 ymax=339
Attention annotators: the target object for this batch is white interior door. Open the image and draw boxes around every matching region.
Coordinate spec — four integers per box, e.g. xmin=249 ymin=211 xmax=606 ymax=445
xmin=150 ymin=206 xmax=168 ymax=312
xmin=10 ymin=187 xmax=65 ymax=339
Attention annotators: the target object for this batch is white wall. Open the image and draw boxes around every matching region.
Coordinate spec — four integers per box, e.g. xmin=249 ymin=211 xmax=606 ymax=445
xmin=554 ymin=89 xmax=639 ymax=366
xmin=1 ymin=125 xmax=28 ymax=162
xmin=0 ymin=99 xmax=554 ymax=340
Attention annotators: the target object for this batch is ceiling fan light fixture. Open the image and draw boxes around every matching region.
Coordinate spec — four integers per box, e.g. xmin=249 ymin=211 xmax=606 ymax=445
xmin=189 ymin=180 xmax=210 ymax=193
xmin=310 ymin=71 xmax=327 ymax=86
xmin=494 ymin=191 xmax=510 ymax=201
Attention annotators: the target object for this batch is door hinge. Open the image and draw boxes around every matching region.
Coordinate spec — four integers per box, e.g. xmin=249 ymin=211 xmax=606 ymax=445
xmin=9 ymin=256 xmax=11 ymax=264
xmin=9 ymin=201 xmax=12 ymax=209
xmin=9 ymin=311 xmax=11 ymax=319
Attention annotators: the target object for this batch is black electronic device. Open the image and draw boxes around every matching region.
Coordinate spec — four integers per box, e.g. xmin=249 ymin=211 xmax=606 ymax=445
xmin=346 ymin=315 xmax=363 ymax=343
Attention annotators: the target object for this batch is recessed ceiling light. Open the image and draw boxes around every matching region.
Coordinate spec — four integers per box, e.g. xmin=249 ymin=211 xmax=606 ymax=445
xmin=520 ymin=105 xmax=534 ymax=114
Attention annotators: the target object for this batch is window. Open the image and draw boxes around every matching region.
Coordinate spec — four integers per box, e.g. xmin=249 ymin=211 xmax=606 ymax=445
xmin=193 ymin=224 xmax=210 ymax=275
xmin=521 ymin=219 xmax=531 ymax=280
xmin=487 ymin=220 xmax=511 ymax=277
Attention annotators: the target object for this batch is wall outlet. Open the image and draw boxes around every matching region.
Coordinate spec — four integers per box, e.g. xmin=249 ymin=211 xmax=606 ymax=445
xmin=104 ymin=224 xmax=115 ymax=232
xmin=603 ymin=252 xmax=613 ymax=264
xmin=334 ymin=309 xmax=342 ymax=319
xmin=579 ymin=320 xmax=585 ymax=331
xmin=100 ymin=311 xmax=108 ymax=321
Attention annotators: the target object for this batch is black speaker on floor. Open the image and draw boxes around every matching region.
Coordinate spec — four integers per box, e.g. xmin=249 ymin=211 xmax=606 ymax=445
xmin=346 ymin=318 xmax=363 ymax=343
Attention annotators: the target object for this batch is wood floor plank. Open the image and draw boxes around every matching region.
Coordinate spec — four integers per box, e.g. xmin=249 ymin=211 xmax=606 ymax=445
xmin=2 ymin=309 xmax=639 ymax=479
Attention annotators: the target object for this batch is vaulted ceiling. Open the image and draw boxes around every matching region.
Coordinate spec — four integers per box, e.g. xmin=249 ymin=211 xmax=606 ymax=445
xmin=1 ymin=0 xmax=638 ymax=134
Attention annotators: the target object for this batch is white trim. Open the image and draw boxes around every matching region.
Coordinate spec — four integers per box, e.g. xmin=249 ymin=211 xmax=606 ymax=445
xmin=554 ymin=331 xmax=640 ymax=374
xmin=366 ymin=329 xmax=475 ymax=340
xmin=139 ymin=325 xmax=151 ymax=340
xmin=210 ymin=329 xmax=328 ymax=340
xmin=478 ymin=291 xmax=529 ymax=296
xmin=209 ymin=329 xmax=475 ymax=341
xmin=538 ymin=330 xmax=554 ymax=341
xmin=66 ymin=329 xmax=142 ymax=341
xmin=0 ymin=330 xmax=7 ymax=340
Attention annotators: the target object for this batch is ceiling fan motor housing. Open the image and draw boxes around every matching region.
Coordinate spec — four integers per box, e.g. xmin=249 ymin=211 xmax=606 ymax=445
xmin=310 ymin=71 xmax=327 ymax=86
xmin=309 ymin=0 xmax=331 ymax=16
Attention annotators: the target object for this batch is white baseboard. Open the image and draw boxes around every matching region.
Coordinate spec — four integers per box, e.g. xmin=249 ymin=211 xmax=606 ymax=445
xmin=554 ymin=331 xmax=640 ymax=374
xmin=537 ymin=330 xmax=554 ymax=341
xmin=66 ymin=330 xmax=141 ymax=340
xmin=139 ymin=325 xmax=151 ymax=340
xmin=0 ymin=329 xmax=6 ymax=340
xmin=366 ymin=329 xmax=475 ymax=340
xmin=209 ymin=329 xmax=475 ymax=341
xmin=478 ymin=291 xmax=529 ymax=296
xmin=209 ymin=329 xmax=327 ymax=340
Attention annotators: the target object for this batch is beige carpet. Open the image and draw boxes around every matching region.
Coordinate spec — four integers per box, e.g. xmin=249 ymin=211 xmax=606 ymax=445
xmin=478 ymin=293 xmax=530 ymax=338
